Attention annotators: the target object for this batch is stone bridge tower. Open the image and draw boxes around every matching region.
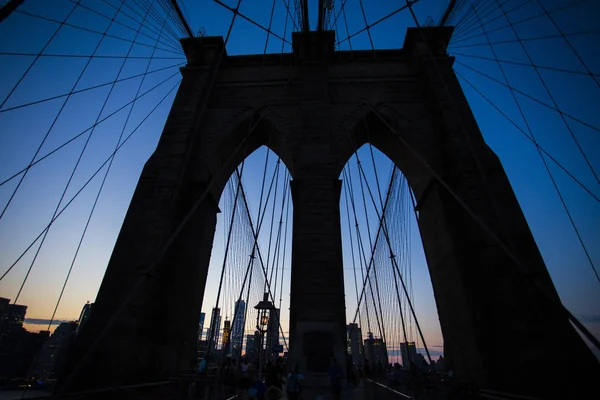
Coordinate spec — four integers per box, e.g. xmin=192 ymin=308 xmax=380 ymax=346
xmin=61 ymin=27 xmax=599 ymax=397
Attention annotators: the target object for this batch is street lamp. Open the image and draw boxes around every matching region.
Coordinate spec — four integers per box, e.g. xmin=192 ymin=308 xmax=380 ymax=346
xmin=254 ymin=292 xmax=274 ymax=380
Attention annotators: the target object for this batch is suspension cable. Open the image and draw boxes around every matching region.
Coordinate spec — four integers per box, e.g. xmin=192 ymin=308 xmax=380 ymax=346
xmin=472 ymin=0 xmax=600 ymax=284
xmin=495 ymin=0 xmax=600 ymax=186
xmin=0 ymin=0 xmax=81 ymax=111
xmin=45 ymin=2 xmax=176 ymax=330
xmin=455 ymin=60 xmax=600 ymax=134
xmin=454 ymin=71 xmax=600 ymax=204
xmin=0 ymin=69 xmax=183 ymax=189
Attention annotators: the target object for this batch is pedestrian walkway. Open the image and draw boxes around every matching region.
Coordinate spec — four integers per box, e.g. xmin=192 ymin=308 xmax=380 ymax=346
xmin=304 ymin=379 xmax=413 ymax=400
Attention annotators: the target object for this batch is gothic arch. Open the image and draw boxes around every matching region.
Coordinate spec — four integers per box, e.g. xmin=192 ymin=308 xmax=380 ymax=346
xmin=207 ymin=111 xmax=294 ymax=203
xmin=336 ymin=105 xmax=438 ymax=202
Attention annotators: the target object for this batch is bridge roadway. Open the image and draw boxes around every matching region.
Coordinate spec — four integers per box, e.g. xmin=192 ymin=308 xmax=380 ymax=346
xmin=295 ymin=379 xmax=415 ymax=400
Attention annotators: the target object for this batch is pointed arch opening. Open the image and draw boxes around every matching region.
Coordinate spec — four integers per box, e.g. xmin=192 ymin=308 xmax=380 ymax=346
xmin=207 ymin=112 xmax=294 ymax=205
xmin=338 ymin=139 xmax=444 ymax=372
xmin=199 ymin=144 xmax=293 ymax=366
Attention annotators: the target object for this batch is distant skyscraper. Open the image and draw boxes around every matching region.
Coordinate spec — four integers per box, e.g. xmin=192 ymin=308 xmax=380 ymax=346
xmin=245 ymin=331 xmax=260 ymax=360
xmin=206 ymin=307 xmax=221 ymax=349
xmin=199 ymin=312 xmax=205 ymax=341
xmin=3 ymin=303 xmax=27 ymax=328
xmin=400 ymin=341 xmax=417 ymax=369
xmin=231 ymin=300 xmax=246 ymax=356
xmin=364 ymin=332 xmax=388 ymax=367
xmin=414 ymin=352 xmax=426 ymax=368
xmin=0 ymin=298 xmax=49 ymax=380
xmin=346 ymin=323 xmax=363 ymax=365
xmin=30 ymin=322 xmax=77 ymax=380
xmin=76 ymin=302 xmax=93 ymax=335
xmin=222 ymin=320 xmax=231 ymax=349
xmin=266 ymin=308 xmax=280 ymax=358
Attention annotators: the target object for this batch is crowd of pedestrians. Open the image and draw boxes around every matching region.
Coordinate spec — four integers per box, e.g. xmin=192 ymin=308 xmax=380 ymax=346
xmin=189 ymin=355 xmax=472 ymax=399
xmin=207 ymin=356 xmax=304 ymax=400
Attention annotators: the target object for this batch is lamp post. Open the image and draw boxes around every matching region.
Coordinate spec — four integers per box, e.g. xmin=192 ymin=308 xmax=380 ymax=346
xmin=254 ymin=292 xmax=274 ymax=380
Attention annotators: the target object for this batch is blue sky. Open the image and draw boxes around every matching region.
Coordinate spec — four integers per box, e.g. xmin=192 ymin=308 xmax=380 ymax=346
xmin=0 ymin=0 xmax=599 ymax=360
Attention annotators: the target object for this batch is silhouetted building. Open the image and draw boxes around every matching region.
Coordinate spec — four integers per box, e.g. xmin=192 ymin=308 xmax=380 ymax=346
xmin=199 ymin=312 xmax=205 ymax=341
xmin=206 ymin=307 xmax=221 ymax=350
xmin=364 ymin=332 xmax=388 ymax=368
xmin=347 ymin=323 xmax=363 ymax=366
xmin=400 ymin=341 xmax=417 ymax=369
xmin=414 ymin=352 xmax=426 ymax=369
xmin=0 ymin=297 xmax=10 ymax=339
xmin=197 ymin=340 xmax=208 ymax=359
xmin=30 ymin=321 xmax=78 ymax=381
xmin=266 ymin=308 xmax=280 ymax=359
xmin=245 ymin=331 xmax=260 ymax=360
xmin=76 ymin=302 xmax=93 ymax=336
xmin=231 ymin=300 xmax=245 ymax=357
xmin=0 ymin=299 xmax=27 ymax=332
xmin=0 ymin=297 xmax=9 ymax=315
xmin=432 ymin=355 xmax=445 ymax=372
xmin=222 ymin=320 xmax=231 ymax=351
xmin=0 ymin=298 xmax=49 ymax=379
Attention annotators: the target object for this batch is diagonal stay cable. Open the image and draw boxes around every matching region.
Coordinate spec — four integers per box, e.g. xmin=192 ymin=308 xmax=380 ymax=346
xmin=277 ymin=184 xmax=291 ymax=312
xmin=533 ymin=0 xmax=600 ymax=88
xmin=205 ymin=158 xmax=246 ymax=359
xmin=212 ymin=0 xmax=292 ymax=45
xmin=270 ymin=175 xmax=290 ymax=305
xmin=344 ymin=167 xmax=374 ymax=336
xmin=0 ymin=70 xmax=182 ymax=188
xmin=330 ymin=0 xmax=349 ymax=36
xmin=100 ymin=0 xmax=181 ymax=49
xmin=0 ymin=0 xmax=125 ymax=221
xmin=263 ymin=160 xmax=282 ymax=290
xmin=138 ymin=0 xmax=184 ymax=42
xmin=494 ymin=0 xmax=600 ymax=186
xmin=450 ymin=50 xmax=600 ymax=78
xmin=11 ymin=0 xmax=157 ymax=303
xmin=457 ymin=70 xmax=600 ymax=284
xmin=235 ymin=168 xmax=290 ymax=352
xmin=347 ymin=167 xmax=394 ymax=334
xmin=65 ymin=0 xmax=182 ymax=54
xmin=491 ymin=0 xmax=600 ymax=283
xmin=448 ymin=0 xmax=497 ymax=37
xmin=0 ymin=0 xmax=81 ymax=110
xmin=450 ymin=0 xmax=594 ymax=46
xmin=342 ymin=171 xmax=367 ymax=347
xmin=281 ymin=0 xmax=300 ymax=32
xmin=449 ymin=28 xmax=600 ymax=50
xmin=15 ymin=8 xmax=184 ymax=57
xmin=0 ymin=61 xmax=184 ymax=114
xmin=357 ymin=0 xmax=375 ymax=51
xmin=451 ymin=0 xmax=531 ymax=43
xmin=346 ymin=165 xmax=383 ymax=340
xmin=455 ymin=70 xmax=600 ymax=204
xmin=336 ymin=0 xmax=421 ymax=46
xmin=354 ymin=154 xmax=388 ymax=344
xmin=0 ymin=75 xmax=182 ymax=284
xmin=455 ymin=60 xmax=600 ymax=134
xmin=45 ymin=3 xmax=178 ymax=331
xmin=352 ymin=116 xmax=434 ymax=368
xmin=0 ymin=52 xmax=184 ymax=59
